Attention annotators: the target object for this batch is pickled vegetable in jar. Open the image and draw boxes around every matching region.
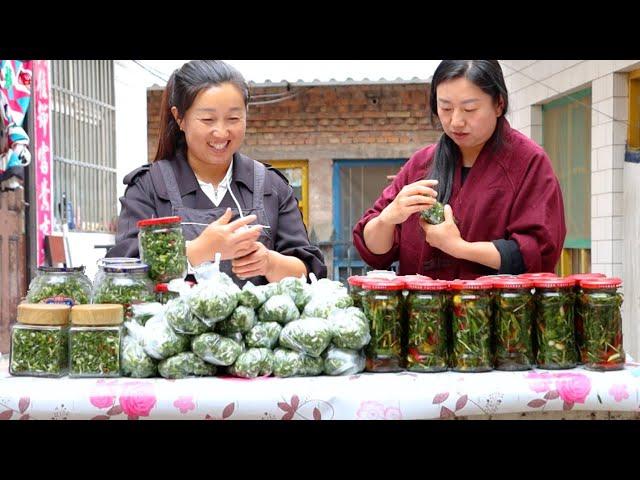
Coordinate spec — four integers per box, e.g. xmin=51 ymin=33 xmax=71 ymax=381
xmin=565 ymin=272 xmax=606 ymax=364
xmin=92 ymin=263 xmax=155 ymax=320
xmin=533 ymin=277 xmax=577 ymax=369
xmin=362 ymin=277 xmax=405 ymax=372
xmin=579 ymin=277 xmax=624 ymax=371
xmin=25 ymin=266 xmax=92 ymax=306
xmin=493 ymin=278 xmax=534 ymax=371
xmin=138 ymin=216 xmax=187 ymax=283
xmin=347 ymin=275 xmax=366 ymax=310
xmin=404 ymin=279 xmax=449 ymax=373
xmin=449 ymin=279 xmax=493 ymax=372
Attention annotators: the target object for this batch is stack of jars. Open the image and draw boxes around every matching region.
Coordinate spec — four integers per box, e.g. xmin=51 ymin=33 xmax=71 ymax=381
xmin=92 ymin=263 xmax=155 ymax=320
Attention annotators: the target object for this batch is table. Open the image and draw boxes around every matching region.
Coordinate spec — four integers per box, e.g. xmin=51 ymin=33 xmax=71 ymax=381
xmin=1 ymin=356 xmax=639 ymax=420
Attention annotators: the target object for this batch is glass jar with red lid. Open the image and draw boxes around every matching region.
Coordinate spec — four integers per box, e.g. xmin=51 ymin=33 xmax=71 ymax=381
xmin=533 ymin=277 xmax=577 ymax=369
xmin=347 ymin=275 xmax=366 ymax=310
xmin=579 ymin=277 xmax=624 ymax=371
xmin=362 ymin=277 xmax=405 ymax=372
xmin=565 ymin=272 xmax=606 ymax=363
xmin=449 ymin=279 xmax=493 ymax=372
xmin=137 ymin=216 xmax=187 ymax=283
xmin=493 ymin=277 xmax=535 ymax=371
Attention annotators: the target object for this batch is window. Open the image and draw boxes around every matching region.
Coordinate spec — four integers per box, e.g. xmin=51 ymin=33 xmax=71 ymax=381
xmin=50 ymin=61 xmax=117 ymax=233
xmin=267 ymin=160 xmax=309 ymax=226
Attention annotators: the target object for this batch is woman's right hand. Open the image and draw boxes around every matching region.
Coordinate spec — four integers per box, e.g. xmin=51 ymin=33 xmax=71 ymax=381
xmin=378 ymin=179 xmax=439 ymax=225
xmin=186 ymin=208 xmax=263 ymax=266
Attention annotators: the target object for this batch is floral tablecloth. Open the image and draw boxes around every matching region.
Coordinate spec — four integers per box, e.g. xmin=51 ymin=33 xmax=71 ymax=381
xmin=1 ymin=359 xmax=640 ymax=420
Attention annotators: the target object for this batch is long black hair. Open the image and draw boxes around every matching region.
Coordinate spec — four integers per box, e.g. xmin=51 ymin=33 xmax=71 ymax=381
xmin=154 ymin=60 xmax=250 ymax=162
xmin=428 ymin=60 xmax=509 ymax=205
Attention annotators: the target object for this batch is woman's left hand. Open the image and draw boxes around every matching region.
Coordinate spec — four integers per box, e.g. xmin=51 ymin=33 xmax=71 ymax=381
xmin=419 ymin=204 xmax=464 ymax=256
xmin=231 ymin=242 xmax=272 ymax=279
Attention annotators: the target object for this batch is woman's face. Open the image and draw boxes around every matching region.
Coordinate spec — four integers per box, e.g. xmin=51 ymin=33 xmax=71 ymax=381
xmin=436 ymin=76 xmax=503 ymax=155
xmin=174 ymin=82 xmax=247 ymax=168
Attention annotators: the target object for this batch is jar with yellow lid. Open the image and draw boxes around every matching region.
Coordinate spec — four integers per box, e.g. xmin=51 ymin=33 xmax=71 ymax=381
xmin=10 ymin=304 xmax=70 ymax=377
xmin=69 ymin=304 xmax=124 ymax=378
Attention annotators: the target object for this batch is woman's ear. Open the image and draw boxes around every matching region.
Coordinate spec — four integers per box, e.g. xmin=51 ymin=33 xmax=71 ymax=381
xmin=171 ymin=106 xmax=182 ymax=129
xmin=495 ymin=96 xmax=505 ymax=117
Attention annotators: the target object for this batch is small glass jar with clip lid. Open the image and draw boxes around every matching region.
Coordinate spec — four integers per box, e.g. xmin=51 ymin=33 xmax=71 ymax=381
xmin=10 ymin=304 xmax=71 ymax=377
xmin=94 ymin=257 xmax=142 ymax=287
xmin=361 ymin=277 xmax=406 ymax=372
xmin=25 ymin=266 xmax=92 ymax=306
xmin=347 ymin=276 xmax=366 ymax=310
xmin=69 ymin=304 xmax=124 ymax=378
xmin=579 ymin=277 xmax=625 ymax=371
xmin=533 ymin=277 xmax=577 ymax=369
xmin=449 ymin=279 xmax=494 ymax=372
xmin=493 ymin=277 xmax=535 ymax=371
xmin=155 ymin=283 xmax=180 ymax=305
xmin=565 ymin=272 xmax=606 ymax=364
xmin=137 ymin=216 xmax=187 ymax=283
xmin=404 ymin=278 xmax=449 ymax=373
xmin=92 ymin=263 xmax=155 ymax=320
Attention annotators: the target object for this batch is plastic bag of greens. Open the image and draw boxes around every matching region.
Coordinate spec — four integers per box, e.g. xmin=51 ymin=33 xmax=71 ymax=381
xmin=191 ymin=332 xmax=242 ymax=366
xmin=126 ymin=315 xmax=190 ymax=360
xmin=120 ymin=334 xmax=158 ymax=378
xmin=272 ymin=348 xmax=302 ymax=378
xmin=278 ymin=275 xmax=312 ymax=311
xmin=229 ymin=348 xmax=272 ymax=379
xmin=257 ymin=348 xmax=274 ymax=376
xmin=189 ymin=258 xmax=240 ymax=326
xmin=327 ymin=307 xmax=371 ymax=350
xmin=245 ymin=322 xmax=282 ymax=349
xmin=302 ymin=288 xmax=353 ymax=319
xmin=279 ymin=318 xmax=333 ymax=358
xmin=258 ymin=294 xmax=299 ymax=324
xmin=263 ymin=282 xmax=281 ymax=300
xmin=221 ymin=331 xmax=246 ymax=350
xmin=165 ymin=297 xmax=209 ymax=335
xmin=158 ymin=352 xmax=216 ymax=379
xmin=131 ymin=302 xmax=164 ymax=326
xmin=217 ymin=305 xmax=256 ymax=335
xmin=238 ymin=281 xmax=268 ymax=309
xmin=323 ymin=346 xmax=365 ymax=376
xmin=298 ymin=354 xmax=324 ymax=376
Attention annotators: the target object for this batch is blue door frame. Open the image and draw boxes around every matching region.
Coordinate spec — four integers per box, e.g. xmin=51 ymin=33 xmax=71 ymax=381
xmin=332 ymin=158 xmax=406 ymax=280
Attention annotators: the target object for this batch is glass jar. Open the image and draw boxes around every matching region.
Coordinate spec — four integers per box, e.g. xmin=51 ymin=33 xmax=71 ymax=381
xmin=10 ymin=304 xmax=70 ymax=377
xmin=155 ymin=283 xmax=180 ymax=304
xmin=25 ymin=266 xmax=92 ymax=306
xmin=579 ymin=277 xmax=625 ymax=371
xmin=347 ymin=275 xmax=366 ymax=310
xmin=92 ymin=263 xmax=155 ymax=320
xmin=517 ymin=272 xmax=559 ymax=281
xmin=493 ymin=278 xmax=535 ymax=371
xmin=566 ymin=272 xmax=607 ymax=364
xmin=534 ymin=277 xmax=577 ymax=369
xmin=362 ymin=277 xmax=405 ymax=372
xmin=404 ymin=279 xmax=449 ymax=373
xmin=449 ymin=280 xmax=493 ymax=372
xmin=69 ymin=304 xmax=124 ymax=378
xmin=94 ymin=257 xmax=141 ymax=286
xmin=138 ymin=216 xmax=187 ymax=283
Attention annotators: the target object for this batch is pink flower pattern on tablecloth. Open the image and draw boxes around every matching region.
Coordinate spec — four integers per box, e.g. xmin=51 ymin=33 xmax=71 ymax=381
xmin=89 ymin=379 xmax=117 ymax=409
xmin=356 ymin=401 xmax=402 ymax=420
xmin=608 ymin=384 xmax=629 ymax=402
xmin=119 ymin=382 xmax=157 ymax=419
xmin=173 ymin=396 xmax=196 ymax=414
xmin=555 ymin=373 xmax=591 ymax=404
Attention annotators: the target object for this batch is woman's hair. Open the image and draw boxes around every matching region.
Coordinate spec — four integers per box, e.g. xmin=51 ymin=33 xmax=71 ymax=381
xmin=154 ymin=60 xmax=250 ymax=161
xmin=428 ymin=60 xmax=509 ymax=205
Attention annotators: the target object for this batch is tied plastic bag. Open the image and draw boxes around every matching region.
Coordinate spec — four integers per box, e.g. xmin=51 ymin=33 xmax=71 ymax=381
xmin=272 ymin=348 xmax=303 ymax=378
xmin=298 ymin=354 xmax=324 ymax=376
xmin=258 ymin=294 xmax=299 ymax=324
xmin=165 ymin=297 xmax=208 ymax=335
xmin=302 ymin=273 xmax=353 ymax=318
xmin=228 ymin=348 xmax=274 ymax=378
xmin=191 ymin=332 xmax=243 ymax=366
xmin=278 ymin=275 xmax=312 ymax=311
xmin=188 ymin=257 xmax=240 ymax=326
xmin=131 ymin=302 xmax=164 ymax=326
xmin=323 ymin=346 xmax=365 ymax=376
xmin=125 ymin=313 xmax=190 ymax=360
xmin=158 ymin=352 xmax=216 ymax=379
xmin=279 ymin=318 xmax=333 ymax=358
xmin=327 ymin=307 xmax=371 ymax=350
xmin=216 ymin=305 xmax=256 ymax=335
xmin=245 ymin=322 xmax=282 ymax=349
xmin=238 ymin=281 xmax=268 ymax=309
xmin=120 ymin=335 xmax=158 ymax=378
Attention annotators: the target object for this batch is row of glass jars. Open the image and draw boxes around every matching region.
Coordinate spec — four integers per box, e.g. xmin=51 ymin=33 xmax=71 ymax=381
xmin=348 ymin=272 xmax=624 ymax=373
xmin=9 ymin=303 xmax=124 ymax=378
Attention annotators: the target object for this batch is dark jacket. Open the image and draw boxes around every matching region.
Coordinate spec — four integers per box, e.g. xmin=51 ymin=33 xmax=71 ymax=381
xmin=108 ymin=149 xmax=327 ymax=279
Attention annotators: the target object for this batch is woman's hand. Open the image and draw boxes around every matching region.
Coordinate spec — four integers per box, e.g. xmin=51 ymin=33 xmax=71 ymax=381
xmin=378 ymin=179 xmax=439 ymax=226
xmin=231 ymin=241 xmax=272 ymax=279
xmin=186 ymin=208 xmax=263 ymax=266
xmin=419 ymin=204 xmax=464 ymax=256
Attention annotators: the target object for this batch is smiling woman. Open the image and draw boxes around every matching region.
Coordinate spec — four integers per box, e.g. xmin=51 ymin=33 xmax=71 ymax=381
xmin=108 ymin=60 xmax=327 ymax=286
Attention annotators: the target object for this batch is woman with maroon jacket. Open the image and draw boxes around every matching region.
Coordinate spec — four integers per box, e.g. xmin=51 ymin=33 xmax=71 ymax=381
xmin=353 ymin=60 xmax=566 ymax=280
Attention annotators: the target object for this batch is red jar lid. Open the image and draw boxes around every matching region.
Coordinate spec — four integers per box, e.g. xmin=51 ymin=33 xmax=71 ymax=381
xmin=448 ymin=279 xmax=493 ymax=290
xmin=580 ymin=277 xmax=622 ymax=289
xmin=401 ymin=274 xmax=433 ymax=282
xmin=405 ymin=279 xmax=448 ymax=291
xmin=566 ymin=273 xmax=606 ymax=282
xmin=361 ymin=278 xmax=406 ymax=291
xmin=518 ymin=272 xmax=558 ymax=280
xmin=137 ymin=216 xmax=182 ymax=228
xmin=347 ymin=275 xmax=366 ymax=287
xmin=493 ymin=278 xmax=534 ymax=289
xmin=533 ymin=277 xmax=576 ymax=289
xmin=155 ymin=283 xmax=169 ymax=293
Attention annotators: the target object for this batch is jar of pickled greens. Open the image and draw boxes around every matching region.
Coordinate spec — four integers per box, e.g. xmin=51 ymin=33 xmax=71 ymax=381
xmin=92 ymin=263 xmax=155 ymax=320
xmin=566 ymin=272 xmax=606 ymax=364
xmin=362 ymin=277 xmax=405 ymax=372
xmin=533 ymin=277 xmax=577 ymax=369
xmin=579 ymin=277 xmax=625 ymax=371
xmin=10 ymin=304 xmax=70 ymax=377
xmin=449 ymin=279 xmax=493 ymax=372
xmin=25 ymin=266 xmax=92 ymax=306
xmin=493 ymin=278 xmax=535 ymax=371
xmin=138 ymin=216 xmax=187 ymax=283
xmin=404 ymin=279 xmax=449 ymax=373
xmin=347 ymin=275 xmax=366 ymax=310
xmin=94 ymin=257 xmax=142 ymax=286
xmin=69 ymin=304 xmax=124 ymax=378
